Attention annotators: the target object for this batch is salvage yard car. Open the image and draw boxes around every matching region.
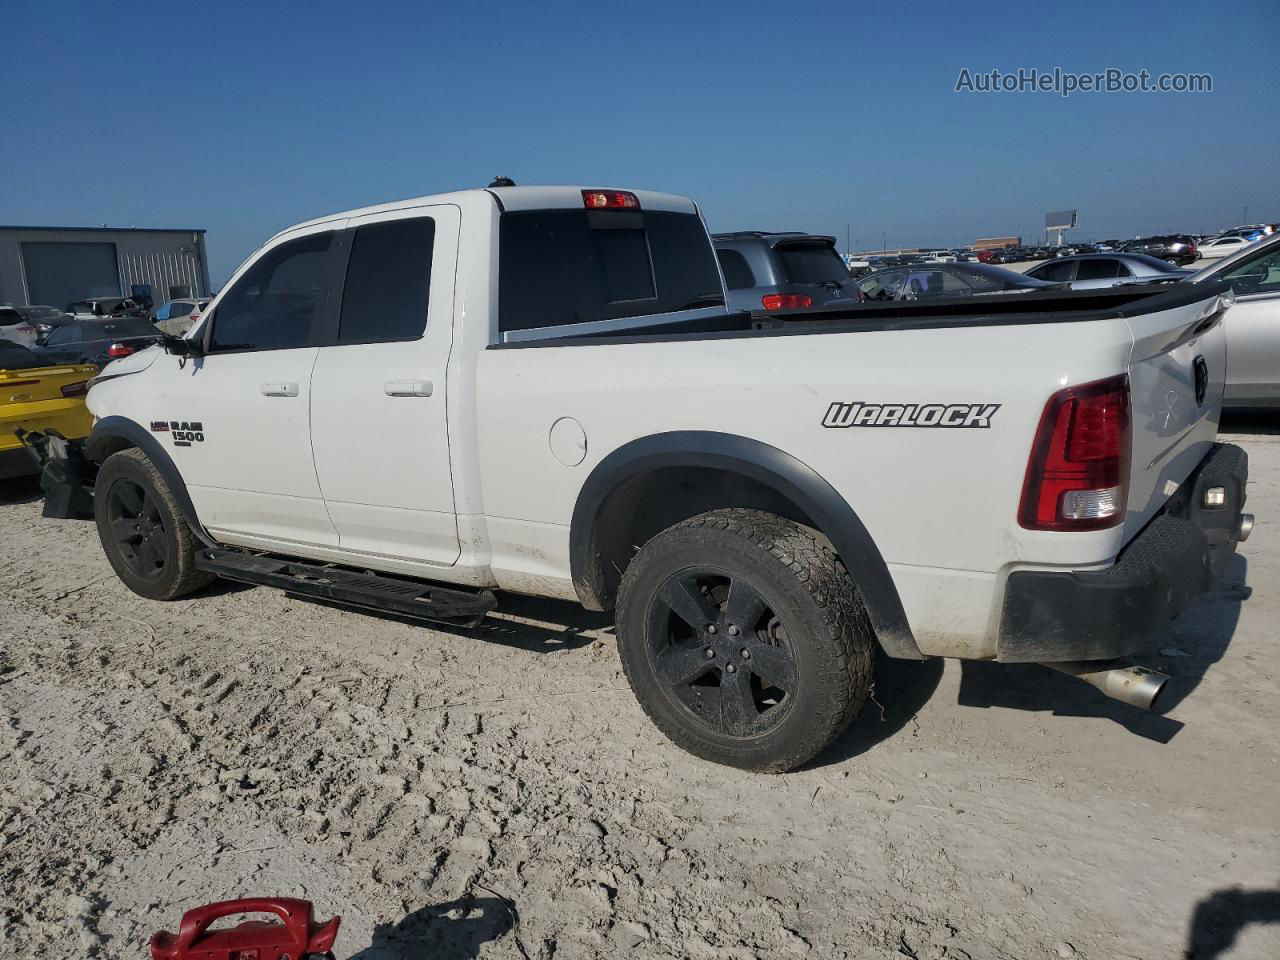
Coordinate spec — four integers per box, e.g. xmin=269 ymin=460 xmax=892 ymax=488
xmin=1024 ymin=253 xmax=1193 ymax=290
xmin=75 ymin=184 xmax=1252 ymax=772
xmin=0 ymin=306 xmax=39 ymax=347
xmin=1186 ymin=232 xmax=1280 ymax=407
xmin=153 ymin=298 xmax=213 ymax=336
xmin=856 ymin=262 xmax=1061 ymax=300
xmin=14 ymin=304 xmax=76 ymax=340
xmin=713 ymin=231 xmax=859 ymax=312
xmin=0 ymin=341 xmax=94 ymax=479
xmin=35 ymin=317 xmax=162 ymax=368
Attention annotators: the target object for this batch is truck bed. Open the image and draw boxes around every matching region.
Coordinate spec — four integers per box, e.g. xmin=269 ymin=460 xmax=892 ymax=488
xmin=494 ymin=281 xmax=1230 ymax=348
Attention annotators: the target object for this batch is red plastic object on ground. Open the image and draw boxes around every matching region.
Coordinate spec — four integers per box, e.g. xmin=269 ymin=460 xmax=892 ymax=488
xmin=150 ymin=898 xmax=340 ymax=960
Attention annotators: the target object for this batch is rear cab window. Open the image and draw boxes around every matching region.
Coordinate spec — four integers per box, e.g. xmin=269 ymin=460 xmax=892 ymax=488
xmin=498 ymin=207 xmax=724 ymax=336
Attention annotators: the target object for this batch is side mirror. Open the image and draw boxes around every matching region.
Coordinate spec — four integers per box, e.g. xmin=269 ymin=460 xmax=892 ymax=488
xmin=162 ymin=334 xmax=204 ymax=358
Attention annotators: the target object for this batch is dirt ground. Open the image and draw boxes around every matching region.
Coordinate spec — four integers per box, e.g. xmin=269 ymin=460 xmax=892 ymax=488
xmin=2 ymin=420 xmax=1277 ymax=960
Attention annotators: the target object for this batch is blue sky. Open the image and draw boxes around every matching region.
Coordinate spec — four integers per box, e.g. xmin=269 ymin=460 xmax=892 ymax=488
xmin=3 ymin=0 xmax=1277 ymax=284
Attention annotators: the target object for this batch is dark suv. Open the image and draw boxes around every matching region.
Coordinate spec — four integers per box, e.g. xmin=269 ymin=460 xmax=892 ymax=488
xmin=712 ymin=232 xmax=859 ymax=312
xmin=1121 ymin=234 xmax=1199 ymax=266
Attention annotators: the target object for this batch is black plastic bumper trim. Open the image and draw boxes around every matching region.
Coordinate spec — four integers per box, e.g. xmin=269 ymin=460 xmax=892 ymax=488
xmin=998 ymin=442 xmax=1248 ymax=662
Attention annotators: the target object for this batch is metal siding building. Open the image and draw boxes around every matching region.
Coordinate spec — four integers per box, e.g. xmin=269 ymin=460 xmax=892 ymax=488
xmin=0 ymin=226 xmax=211 ymax=309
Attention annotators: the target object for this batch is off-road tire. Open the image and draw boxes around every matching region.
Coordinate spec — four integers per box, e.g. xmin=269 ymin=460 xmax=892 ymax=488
xmin=615 ymin=508 xmax=875 ymax=772
xmin=94 ymin=448 xmax=214 ymax=601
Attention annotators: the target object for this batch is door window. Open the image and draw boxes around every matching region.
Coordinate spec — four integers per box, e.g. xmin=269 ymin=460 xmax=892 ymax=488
xmin=338 ymin=218 xmax=435 ymax=344
xmin=1034 ymin=260 xmax=1077 ymax=282
xmin=1076 ymin=259 xmax=1122 ymax=281
xmin=208 ymin=232 xmax=333 ymax=352
xmin=904 ymin=270 xmax=965 ymax=298
xmin=858 ymin=270 xmax=906 ymax=301
xmin=170 ymin=301 xmax=193 ymax=318
xmin=1221 ymin=247 xmax=1280 ymax=296
xmin=46 ymin=323 xmax=82 ymax=346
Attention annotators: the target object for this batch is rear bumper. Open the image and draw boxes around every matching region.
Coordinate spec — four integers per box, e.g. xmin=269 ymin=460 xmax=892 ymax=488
xmin=998 ymin=442 xmax=1248 ymax=662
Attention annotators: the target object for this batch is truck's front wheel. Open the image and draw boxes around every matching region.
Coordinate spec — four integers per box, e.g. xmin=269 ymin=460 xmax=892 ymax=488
xmin=615 ymin=509 xmax=874 ymax=772
xmin=94 ymin=448 xmax=214 ymax=601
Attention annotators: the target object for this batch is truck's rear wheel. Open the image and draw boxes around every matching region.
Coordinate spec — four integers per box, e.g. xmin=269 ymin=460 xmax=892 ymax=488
xmin=94 ymin=448 xmax=213 ymax=601
xmin=615 ymin=509 xmax=875 ymax=772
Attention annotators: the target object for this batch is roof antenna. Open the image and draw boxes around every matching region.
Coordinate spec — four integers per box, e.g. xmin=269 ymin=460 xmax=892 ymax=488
xmin=488 ymin=176 xmax=516 ymax=188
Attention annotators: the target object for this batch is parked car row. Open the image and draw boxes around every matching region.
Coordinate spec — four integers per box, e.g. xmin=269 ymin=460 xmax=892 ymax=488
xmin=0 ymin=310 xmax=164 ymax=367
xmin=715 ymin=220 xmax=1279 ymax=408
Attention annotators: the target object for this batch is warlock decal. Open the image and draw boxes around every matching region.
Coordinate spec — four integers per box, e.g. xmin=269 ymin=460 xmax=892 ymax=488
xmin=823 ymin=402 xmax=1001 ymax=429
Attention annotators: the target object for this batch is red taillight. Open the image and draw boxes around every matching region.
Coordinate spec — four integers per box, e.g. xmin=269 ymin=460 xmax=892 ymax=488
xmin=61 ymin=381 xmax=89 ymax=398
xmin=107 ymin=343 xmax=135 ymax=358
xmin=582 ymin=189 xmax=640 ymax=210
xmin=1018 ymin=374 xmax=1131 ymax=531
xmin=16 ymin=324 xmax=35 ymax=335
xmin=761 ymin=293 xmax=813 ymax=310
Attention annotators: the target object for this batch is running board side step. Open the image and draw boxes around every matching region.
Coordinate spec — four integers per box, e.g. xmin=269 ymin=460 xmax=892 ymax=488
xmin=195 ymin=547 xmax=497 ymax=626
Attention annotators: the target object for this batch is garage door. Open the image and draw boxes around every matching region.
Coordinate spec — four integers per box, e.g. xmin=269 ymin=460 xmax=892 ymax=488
xmin=21 ymin=242 xmax=120 ymax=309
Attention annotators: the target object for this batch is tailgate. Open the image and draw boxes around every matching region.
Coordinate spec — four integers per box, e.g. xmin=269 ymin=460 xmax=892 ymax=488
xmin=1122 ymin=284 xmax=1234 ymax=540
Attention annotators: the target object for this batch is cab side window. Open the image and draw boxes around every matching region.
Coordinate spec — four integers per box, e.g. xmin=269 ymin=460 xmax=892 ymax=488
xmin=209 ymin=232 xmax=333 ymax=352
xmin=338 ymin=218 xmax=435 ymax=344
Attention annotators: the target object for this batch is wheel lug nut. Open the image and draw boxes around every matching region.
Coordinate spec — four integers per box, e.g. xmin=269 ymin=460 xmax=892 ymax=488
xmin=704 ymin=647 xmax=715 ymax=659
xmin=706 ymin=625 xmax=717 ymax=634
xmin=728 ymin=625 xmax=739 ymax=636
xmin=725 ymin=663 xmax=737 ymax=674
xmin=741 ymin=648 xmax=750 ymax=659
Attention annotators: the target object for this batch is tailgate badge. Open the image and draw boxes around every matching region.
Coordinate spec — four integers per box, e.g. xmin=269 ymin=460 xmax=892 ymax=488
xmin=1193 ymin=356 xmax=1208 ymax=406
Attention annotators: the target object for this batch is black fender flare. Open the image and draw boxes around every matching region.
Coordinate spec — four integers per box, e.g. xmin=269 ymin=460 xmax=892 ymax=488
xmin=569 ymin=431 xmax=924 ymax=660
xmin=86 ymin=415 xmax=217 ymax=548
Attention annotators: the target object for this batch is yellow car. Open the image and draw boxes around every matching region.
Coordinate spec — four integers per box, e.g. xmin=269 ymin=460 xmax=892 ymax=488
xmin=1 ymin=340 xmax=96 ymax=480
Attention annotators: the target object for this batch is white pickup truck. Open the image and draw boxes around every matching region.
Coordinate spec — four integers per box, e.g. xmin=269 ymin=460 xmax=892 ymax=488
xmin=77 ymin=184 xmax=1252 ymax=771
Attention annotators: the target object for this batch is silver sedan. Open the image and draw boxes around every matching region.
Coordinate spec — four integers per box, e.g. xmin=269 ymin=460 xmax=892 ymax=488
xmin=1186 ymin=233 xmax=1280 ymax=407
xmin=1023 ymin=253 xmax=1193 ymax=290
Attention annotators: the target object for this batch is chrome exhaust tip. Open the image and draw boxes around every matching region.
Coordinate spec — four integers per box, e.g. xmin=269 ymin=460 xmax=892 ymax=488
xmin=1041 ymin=660 xmax=1170 ymax=711
xmin=1238 ymin=513 xmax=1254 ymax=542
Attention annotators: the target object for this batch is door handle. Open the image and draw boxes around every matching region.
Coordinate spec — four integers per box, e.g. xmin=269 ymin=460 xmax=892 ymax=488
xmin=261 ymin=382 xmax=299 ymax=397
xmin=384 ymin=379 xmax=433 ymax=397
